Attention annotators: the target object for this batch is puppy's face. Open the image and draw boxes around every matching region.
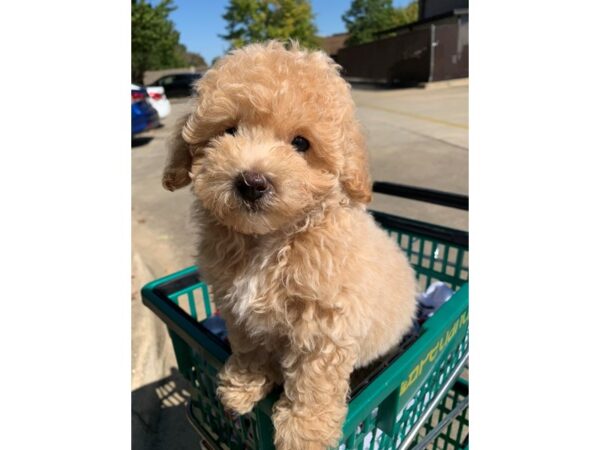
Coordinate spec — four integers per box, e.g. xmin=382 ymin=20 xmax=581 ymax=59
xmin=163 ymin=42 xmax=372 ymax=235
xmin=191 ymin=124 xmax=338 ymax=235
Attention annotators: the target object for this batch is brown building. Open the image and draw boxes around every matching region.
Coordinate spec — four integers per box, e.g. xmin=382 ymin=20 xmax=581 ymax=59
xmin=318 ymin=33 xmax=349 ymax=60
xmin=336 ymin=1 xmax=468 ymax=85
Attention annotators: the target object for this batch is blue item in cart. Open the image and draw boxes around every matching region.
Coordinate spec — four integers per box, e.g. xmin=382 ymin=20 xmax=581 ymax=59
xmin=200 ymin=314 xmax=228 ymax=341
xmin=417 ymin=281 xmax=455 ymax=322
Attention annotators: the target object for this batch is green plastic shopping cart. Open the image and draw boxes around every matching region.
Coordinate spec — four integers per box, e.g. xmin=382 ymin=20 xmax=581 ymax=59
xmin=142 ymin=181 xmax=469 ymax=449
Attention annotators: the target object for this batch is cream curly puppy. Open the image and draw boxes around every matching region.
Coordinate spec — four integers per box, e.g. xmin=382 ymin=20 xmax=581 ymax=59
xmin=163 ymin=41 xmax=417 ymax=450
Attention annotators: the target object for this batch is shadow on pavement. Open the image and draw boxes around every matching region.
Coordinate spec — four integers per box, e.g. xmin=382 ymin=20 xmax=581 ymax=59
xmin=132 ymin=136 xmax=155 ymax=148
xmin=348 ymin=80 xmax=424 ymax=91
xmin=132 ymin=368 xmax=201 ymax=450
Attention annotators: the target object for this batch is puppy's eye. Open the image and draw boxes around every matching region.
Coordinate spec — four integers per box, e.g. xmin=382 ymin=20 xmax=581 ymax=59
xmin=225 ymin=127 xmax=237 ymax=136
xmin=291 ymin=136 xmax=309 ymax=152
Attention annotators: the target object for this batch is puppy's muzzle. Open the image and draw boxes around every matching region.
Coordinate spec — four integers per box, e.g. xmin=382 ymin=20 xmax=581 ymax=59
xmin=235 ymin=171 xmax=272 ymax=202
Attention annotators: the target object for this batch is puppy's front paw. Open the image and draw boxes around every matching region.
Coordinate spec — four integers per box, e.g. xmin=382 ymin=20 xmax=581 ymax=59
xmin=272 ymin=399 xmax=342 ymax=450
xmin=217 ymin=365 xmax=273 ymax=415
xmin=216 ymin=383 xmax=266 ymax=415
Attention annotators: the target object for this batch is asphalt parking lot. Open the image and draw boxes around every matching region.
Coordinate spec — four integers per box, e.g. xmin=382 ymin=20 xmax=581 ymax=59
xmin=131 ymin=82 xmax=468 ymax=449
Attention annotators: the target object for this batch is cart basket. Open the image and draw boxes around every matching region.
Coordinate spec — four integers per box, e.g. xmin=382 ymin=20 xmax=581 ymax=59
xmin=142 ymin=181 xmax=469 ymax=449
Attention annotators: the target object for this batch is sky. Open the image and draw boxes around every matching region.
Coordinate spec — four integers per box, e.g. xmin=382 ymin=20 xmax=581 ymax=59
xmin=157 ymin=0 xmax=412 ymax=64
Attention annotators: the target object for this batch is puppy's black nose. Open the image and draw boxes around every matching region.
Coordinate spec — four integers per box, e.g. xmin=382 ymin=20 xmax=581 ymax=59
xmin=235 ymin=171 xmax=271 ymax=202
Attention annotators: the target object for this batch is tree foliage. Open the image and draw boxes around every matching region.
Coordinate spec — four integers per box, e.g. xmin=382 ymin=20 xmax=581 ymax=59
xmin=175 ymin=43 xmax=208 ymax=69
xmin=132 ymin=0 xmax=199 ymax=83
xmin=342 ymin=0 xmax=419 ymax=46
xmin=392 ymin=0 xmax=418 ymax=26
xmin=221 ymin=0 xmax=319 ymax=50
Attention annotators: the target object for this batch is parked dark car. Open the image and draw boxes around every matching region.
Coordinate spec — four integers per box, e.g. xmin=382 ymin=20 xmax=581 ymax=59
xmin=150 ymin=73 xmax=202 ymax=98
xmin=131 ymin=86 xmax=160 ymax=136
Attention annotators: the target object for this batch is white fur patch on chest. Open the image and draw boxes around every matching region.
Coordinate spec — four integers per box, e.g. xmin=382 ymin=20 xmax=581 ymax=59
xmin=228 ymin=271 xmax=261 ymax=319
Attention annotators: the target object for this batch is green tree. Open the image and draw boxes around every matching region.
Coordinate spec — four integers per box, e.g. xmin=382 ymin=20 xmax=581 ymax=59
xmin=132 ymin=0 xmax=185 ymax=83
xmin=403 ymin=1 xmax=419 ymax=23
xmin=342 ymin=0 xmax=419 ymax=46
xmin=175 ymin=43 xmax=208 ymax=69
xmin=392 ymin=0 xmax=418 ymax=26
xmin=183 ymin=51 xmax=208 ymax=68
xmin=221 ymin=0 xmax=319 ymax=50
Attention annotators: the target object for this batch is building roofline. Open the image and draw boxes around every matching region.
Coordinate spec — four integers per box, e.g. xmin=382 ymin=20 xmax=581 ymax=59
xmin=374 ymin=8 xmax=468 ymax=36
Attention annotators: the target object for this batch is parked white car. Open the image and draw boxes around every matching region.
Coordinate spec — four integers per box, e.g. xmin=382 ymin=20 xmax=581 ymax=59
xmin=131 ymin=84 xmax=171 ymax=118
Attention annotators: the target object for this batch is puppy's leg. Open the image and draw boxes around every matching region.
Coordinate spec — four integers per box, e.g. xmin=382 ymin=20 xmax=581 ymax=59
xmin=217 ymin=324 xmax=277 ymax=415
xmin=272 ymin=339 xmax=356 ymax=450
xmin=217 ymin=349 xmax=276 ymax=415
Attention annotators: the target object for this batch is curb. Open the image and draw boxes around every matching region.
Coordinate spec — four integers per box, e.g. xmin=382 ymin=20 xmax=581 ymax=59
xmin=420 ymin=78 xmax=469 ymax=90
xmin=346 ymin=77 xmax=468 ymax=91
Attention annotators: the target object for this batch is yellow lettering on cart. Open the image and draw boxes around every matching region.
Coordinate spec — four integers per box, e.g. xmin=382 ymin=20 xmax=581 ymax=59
xmin=398 ymin=313 xmax=469 ymax=397
xmin=400 ymin=380 xmax=408 ymax=395
xmin=406 ymin=364 xmax=421 ymax=390
xmin=445 ymin=321 xmax=458 ymax=343
xmin=427 ymin=342 xmax=439 ymax=363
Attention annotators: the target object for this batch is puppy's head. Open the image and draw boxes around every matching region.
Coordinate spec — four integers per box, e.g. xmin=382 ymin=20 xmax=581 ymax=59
xmin=163 ymin=41 xmax=371 ymax=235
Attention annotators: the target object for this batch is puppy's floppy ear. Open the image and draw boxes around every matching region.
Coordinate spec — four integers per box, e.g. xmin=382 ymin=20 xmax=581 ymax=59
xmin=340 ymin=118 xmax=372 ymax=204
xmin=162 ymin=114 xmax=193 ymax=191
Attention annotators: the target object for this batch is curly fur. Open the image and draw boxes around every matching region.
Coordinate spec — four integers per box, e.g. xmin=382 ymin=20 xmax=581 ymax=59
xmin=162 ymin=41 xmax=417 ymax=450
